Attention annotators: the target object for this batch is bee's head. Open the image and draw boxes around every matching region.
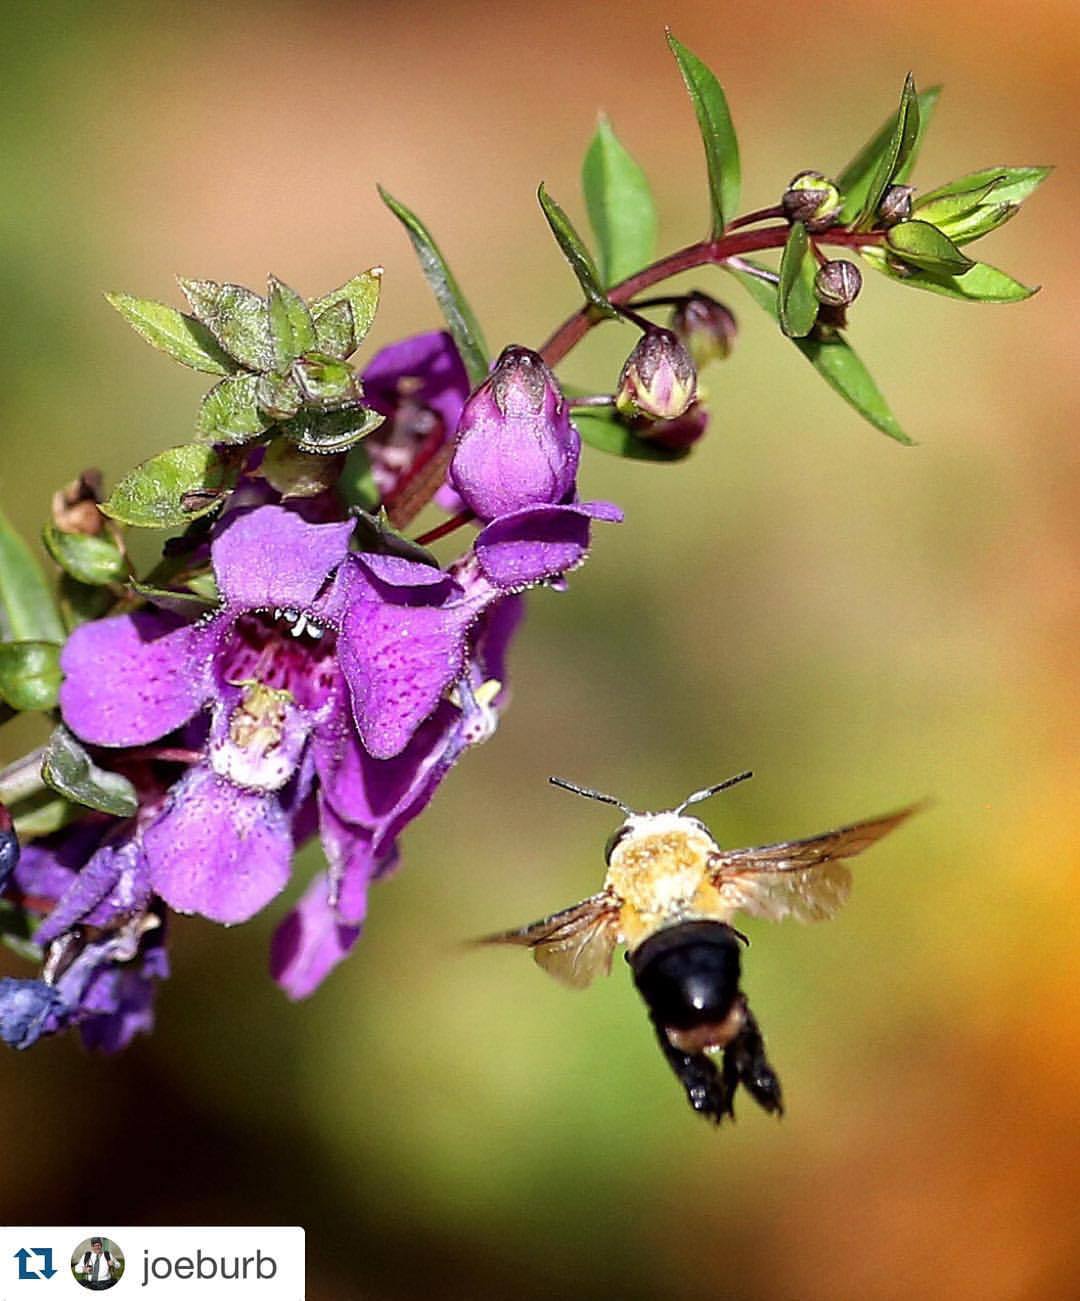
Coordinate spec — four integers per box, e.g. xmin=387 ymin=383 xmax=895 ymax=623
xmin=628 ymin=921 xmax=744 ymax=1031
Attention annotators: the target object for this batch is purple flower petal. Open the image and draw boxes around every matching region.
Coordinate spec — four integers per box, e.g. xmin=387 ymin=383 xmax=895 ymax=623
xmin=143 ymin=765 xmax=293 ymax=924
xmin=78 ymin=945 xmax=168 ymax=1053
xmin=317 ymin=796 xmax=376 ymax=923
xmin=362 ymin=330 xmax=470 ymax=435
xmin=270 ymin=873 xmax=361 ymax=1001
xmin=473 ymin=500 xmax=623 ymax=589
xmin=359 ymin=552 xmax=454 ymax=593
xmin=35 ymin=838 xmax=149 ymax=946
xmin=0 ymin=979 xmax=65 ymax=1049
xmin=59 ymin=611 xmax=215 ymax=747
xmin=211 ymin=505 xmax=354 ymax=612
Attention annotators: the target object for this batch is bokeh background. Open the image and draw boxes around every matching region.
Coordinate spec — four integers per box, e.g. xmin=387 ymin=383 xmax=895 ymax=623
xmin=1 ymin=1 xmax=1077 ymax=1297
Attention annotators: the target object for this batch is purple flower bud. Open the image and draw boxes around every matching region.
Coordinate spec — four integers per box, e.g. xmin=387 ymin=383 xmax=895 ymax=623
xmin=877 ymin=184 xmax=914 ymax=227
xmin=615 ymin=329 xmax=697 ymax=422
xmin=670 ymin=294 xmax=737 ymax=369
xmin=814 ymin=259 xmax=862 ymax=308
xmin=449 ymin=346 xmax=579 ymax=521
xmin=782 ymin=171 xmax=843 ymax=232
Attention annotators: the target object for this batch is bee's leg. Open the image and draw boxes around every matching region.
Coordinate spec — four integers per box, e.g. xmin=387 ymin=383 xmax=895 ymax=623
xmin=723 ymin=995 xmax=784 ymax=1116
xmin=647 ymin=1013 xmax=736 ymax=1124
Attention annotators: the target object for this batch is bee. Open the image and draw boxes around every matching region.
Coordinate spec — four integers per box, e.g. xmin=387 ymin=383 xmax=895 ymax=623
xmin=477 ymin=772 xmax=918 ymax=1124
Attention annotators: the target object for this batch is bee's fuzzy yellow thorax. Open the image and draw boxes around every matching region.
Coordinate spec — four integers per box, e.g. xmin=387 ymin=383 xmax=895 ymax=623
xmin=605 ymin=813 xmax=719 ymax=944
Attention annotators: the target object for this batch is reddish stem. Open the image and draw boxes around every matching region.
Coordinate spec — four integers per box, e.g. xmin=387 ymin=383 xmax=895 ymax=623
xmin=413 ymin=509 xmax=476 ymax=547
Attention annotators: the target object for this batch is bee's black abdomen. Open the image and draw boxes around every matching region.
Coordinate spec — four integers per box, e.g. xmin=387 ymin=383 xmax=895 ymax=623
xmin=629 ymin=921 xmax=742 ymax=1030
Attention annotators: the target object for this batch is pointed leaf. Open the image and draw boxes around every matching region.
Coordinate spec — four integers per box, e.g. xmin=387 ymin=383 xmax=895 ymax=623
xmin=0 ymin=505 xmax=65 ymax=643
xmin=102 ymin=444 xmax=241 ymax=528
xmin=267 ymin=275 xmax=316 ymax=368
xmin=777 ymin=222 xmax=819 ymax=338
xmin=11 ymin=791 xmax=76 ymax=840
xmin=0 ymin=641 xmax=62 ymax=712
xmin=851 ymin=74 xmax=921 ymax=230
xmin=129 ymin=580 xmax=215 ymax=618
xmin=310 ymin=270 xmax=382 ymax=356
xmin=196 ymin=373 xmax=271 ymax=444
xmin=573 ymin=409 xmax=691 ymax=461
xmin=727 ymin=262 xmax=913 ymax=444
xmin=311 ymin=299 xmax=357 ymax=360
xmin=42 ymin=524 xmax=127 ymax=586
xmin=916 ymin=165 xmax=1052 ymax=209
xmin=933 ymin=203 xmax=1017 ymax=246
xmin=582 ymin=116 xmax=658 ymax=286
xmin=178 ymin=278 xmax=274 ymax=371
xmin=839 ymin=83 xmax=940 ymax=224
xmin=886 ymin=220 xmax=974 ymax=275
xmin=537 ymin=184 xmax=617 ymax=318
xmin=666 ymin=33 xmax=740 ymax=234
xmin=105 ymin=293 xmax=237 ymax=375
xmin=281 ymin=405 xmax=384 ymax=456
xmin=378 ymin=189 xmax=489 ymax=385
xmin=913 ymin=176 xmax=1006 ymax=226
xmin=860 ymin=247 xmax=1037 ymax=302
xmin=41 ymin=725 xmax=138 ymax=818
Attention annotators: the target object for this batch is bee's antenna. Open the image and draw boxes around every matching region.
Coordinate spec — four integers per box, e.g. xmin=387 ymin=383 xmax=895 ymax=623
xmin=675 ymin=770 xmax=754 ymax=814
xmin=549 ymin=776 xmax=635 ymax=815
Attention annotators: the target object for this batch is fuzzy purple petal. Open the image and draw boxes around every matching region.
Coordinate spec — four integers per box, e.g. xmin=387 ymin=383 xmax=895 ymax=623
xmin=59 ymin=611 xmax=215 ymax=747
xmin=317 ymin=796 xmax=376 ymax=923
xmin=270 ymin=872 xmax=361 ymax=1001
xmin=78 ymin=946 xmax=168 ymax=1053
xmin=143 ymin=765 xmax=292 ymax=924
xmin=35 ymin=838 xmax=149 ymax=946
xmin=473 ymin=500 xmax=623 ymax=589
xmin=211 ymin=504 xmax=354 ymax=611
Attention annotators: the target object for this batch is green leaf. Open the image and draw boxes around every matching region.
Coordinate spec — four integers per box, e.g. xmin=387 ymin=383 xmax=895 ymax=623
xmin=310 ymin=271 xmax=382 ymax=356
xmin=916 ymin=165 xmax=1051 ymax=209
xmin=0 ymin=898 xmax=41 ymax=963
xmin=839 ymin=81 xmax=940 ymax=224
xmin=378 ymin=189 xmax=489 ymax=386
xmin=59 ymin=574 xmax=113 ymax=630
xmin=666 ymin=32 xmax=740 ymax=234
xmin=851 ymin=74 xmax=921 ymax=230
xmin=0 ymin=641 xmax=62 ymax=712
xmin=12 ymin=790 xmax=77 ymax=840
xmin=582 ymin=115 xmax=658 ymax=287
xmin=129 ymin=579 xmax=216 ymax=617
xmin=573 ymin=409 xmax=692 ymax=462
xmin=104 ymin=292 xmax=236 ymax=375
xmin=256 ymin=372 xmax=303 ymax=421
xmin=886 ymin=220 xmax=974 ymax=275
xmin=280 ymin=405 xmax=384 ymax=456
xmin=102 ymin=444 xmax=241 ymax=528
xmin=912 ymin=176 xmax=1003 ymax=227
xmin=42 ymin=725 xmax=138 ymax=818
xmin=932 ymin=202 xmax=1016 ymax=246
xmin=267 ymin=275 xmax=316 ymax=368
xmin=42 ymin=524 xmax=127 ymax=586
xmin=0 ymin=504 xmax=65 ymax=643
xmin=292 ymin=355 xmax=360 ymax=405
xmin=261 ymin=440 xmax=341 ymax=499
xmin=178 ymin=278 xmax=274 ymax=372
xmin=777 ymin=222 xmax=818 ymax=338
xmin=196 ymin=373 xmax=271 ymax=445
xmin=727 ymin=262 xmax=913 ymax=445
xmin=537 ymin=184 xmax=617 ymax=318
xmin=860 ymin=246 xmax=1037 ymax=302
xmin=336 ymin=444 xmax=381 ymax=513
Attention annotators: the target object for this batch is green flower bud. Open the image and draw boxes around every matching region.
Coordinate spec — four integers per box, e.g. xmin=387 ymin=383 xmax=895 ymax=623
xmin=669 ymin=293 xmax=737 ymax=369
xmin=781 ymin=171 xmax=843 ymax=232
xmin=813 ymin=260 xmax=862 ymax=308
xmin=615 ymin=329 xmax=697 ymax=422
xmin=877 ymin=184 xmax=914 ymax=227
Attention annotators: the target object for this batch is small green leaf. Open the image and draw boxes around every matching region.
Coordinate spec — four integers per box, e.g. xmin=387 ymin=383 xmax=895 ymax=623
xmin=582 ymin=116 xmax=658 ymax=287
xmin=885 ymin=221 xmax=975 ymax=275
xmin=916 ymin=165 xmax=1051 ymax=209
xmin=104 ymin=292 xmax=236 ymax=375
xmin=196 ymin=373 xmax=271 ymax=445
xmin=666 ymin=32 xmax=740 ymax=234
xmin=573 ymin=409 xmax=691 ymax=461
xmin=261 ymin=440 xmax=341 ymax=499
xmin=102 ymin=444 xmax=241 ymax=528
xmin=336 ymin=444 xmax=381 ymax=513
xmin=59 ymin=575 xmax=113 ymax=630
xmin=537 ymin=184 xmax=617 ymax=318
xmin=839 ymin=81 xmax=940 ymax=224
xmin=851 ymin=74 xmax=921 ymax=230
xmin=292 ymin=355 xmax=360 ymax=405
xmin=42 ymin=524 xmax=127 ymax=586
xmin=378 ymin=189 xmax=489 ymax=386
xmin=0 ymin=641 xmax=62 ymax=712
xmin=860 ymin=247 xmax=1037 ymax=302
xmin=351 ymin=509 xmax=440 ymax=567
xmin=267 ymin=275 xmax=316 ymax=368
xmin=178 ymin=278 xmax=274 ymax=372
xmin=12 ymin=790 xmax=77 ymax=840
xmin=930 ymin=202 xmax=1017 ymax=247
xmin=777 ymin=222 xmax=819 ymax=338
xmin=310 ymin=271 xmax=382 ymax=356
xmin=727 ymin=261 xmax=913 ymax=445
xmin=0 ymin=504 xmax=65 ymax=643
xmin=912 ymin=176 xmax=1004 ymax=226
xmin=129 ymin=580 xmax=216 ymax=617
xmin=256 ymin=372 xmax=303 ymax=421
xmin=42 ymin=725 xmax=138 ymax=818
xmin=281 ymin=405 xmax=384 ymax=456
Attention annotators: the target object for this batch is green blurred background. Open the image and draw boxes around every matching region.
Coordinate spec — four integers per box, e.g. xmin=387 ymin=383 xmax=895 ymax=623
xmin=1 ymin=1 xmax=1077 ymax=1297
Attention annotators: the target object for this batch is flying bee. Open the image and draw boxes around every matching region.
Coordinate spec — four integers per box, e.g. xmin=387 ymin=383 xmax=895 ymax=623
xmin=477 ymin=772 xmax=918 ymax=1124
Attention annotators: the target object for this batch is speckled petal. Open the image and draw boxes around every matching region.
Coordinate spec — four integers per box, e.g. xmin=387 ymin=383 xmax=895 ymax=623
xmin=473 ymin=500 xmax=623 ymax=589
xmin=211 ymin=504 xmax=354 ymax=611
xmin=269 ymin=872 xmax=361 ymax=1001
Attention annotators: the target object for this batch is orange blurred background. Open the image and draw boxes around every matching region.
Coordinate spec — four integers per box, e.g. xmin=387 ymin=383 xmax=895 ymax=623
xmin=0 ymin=1 xmax=1077 ymax=1297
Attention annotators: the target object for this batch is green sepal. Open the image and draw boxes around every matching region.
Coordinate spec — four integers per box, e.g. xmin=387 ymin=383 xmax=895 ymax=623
xmin=727 ymin=262 xmax=913 ymax=445
xmin=178 ymin=278 xmax=274 ymax=372
xmin=41 ymin=725 xmax=138 ymax=818
xmin=105 ymin=292 xmax=237 ymax=375
xmin=378 ymin=188 xmax=489 ymax=386
xmin=0 ymin=504 xmax=65 ymax=643
xmin=582 ymin=115 xmax=658 ymax=287
xmin=280 ymin=405 xmax=384 ymax=456
xmin=666 ymin=32 xmax=740 ymax=234
xmin=916 ymin=165 xmax=1051 ymax=210
xmin=261 ymin=441 xmax=341 ymax=499
xmin=336 ymin=444 xmax=381 ymax=513
xmin=0 ymin=641 xmax=62 ymax=712
xmin=537 ymin=184 xmax=617 ymax=318
xmin=572 ymin=408 xmax=692 ymax=462
xmin=267 ymin=275 xmax=317 ymax=369
xmin=42 ymin=524 xmax=127 ymax=587
xmin=860 ymin=246 xmax=1037 ymax=302
xmin=839 ymin=80 xmax=939 ymax=225
xmin=777 ymin=222 xmax=819 ymax=338
xmin=885 ymin=220 xmax=974 ymax=275
xmin=310 ymin=271 xmax=382 ymax=357
xmin=102 ymin=444 xmax=241 ymax=528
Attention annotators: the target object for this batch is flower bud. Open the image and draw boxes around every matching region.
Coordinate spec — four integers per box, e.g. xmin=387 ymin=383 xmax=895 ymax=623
xmin=814 ymin=259 xmax=862 ymax=308
xmin=634 ymin=401 xmax=710 ymax=454
xmin=781 ymin=171 xmax=843 ymax=232
xmin=51 ymin=470 xmax=106 ymax=536
xmin=669 ymin=293 xmax=737 ymax=369
xmin=449 ymin=345 xmax=579 ymax=521
xmin=615 ymin=329 xmax=697 ymax=422
xmin=877 ymin=184 xmax=914 ymax=227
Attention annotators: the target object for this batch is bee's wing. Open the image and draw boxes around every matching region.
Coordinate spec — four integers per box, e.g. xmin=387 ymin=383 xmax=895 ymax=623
xmin=474 ymin=893 xmax=621 ymax=989
xmin=708 ymin=804 xmax=920 ymax=923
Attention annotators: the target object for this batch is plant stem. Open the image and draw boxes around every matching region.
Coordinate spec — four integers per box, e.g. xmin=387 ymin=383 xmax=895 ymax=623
xmin=414 ymin=509 xmax=476 ymax=547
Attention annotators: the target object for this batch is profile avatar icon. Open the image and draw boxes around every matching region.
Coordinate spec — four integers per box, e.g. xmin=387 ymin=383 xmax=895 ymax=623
xmin=71 ymin=1236 xmax=124 ymax=1291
